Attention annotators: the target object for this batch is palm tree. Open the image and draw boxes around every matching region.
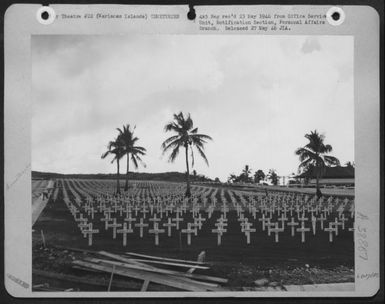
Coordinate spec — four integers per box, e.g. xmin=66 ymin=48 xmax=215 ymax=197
xmin=295 ymin=130 xmax=340 ymax=198
xmin=101 ymin=137 xmax=125 ymax=194
xmin=161 ymin=112 xmax=212 ymax=197
xmin=117 ymin=124 xmax=146 ymax=191
xmin=241 ymin=165 xmax=252 ymax=182
xmin=228 ymin=173 xmax=238 ymax=183
xmin=267 ymin=169 xmax=279 ymax=186
xmin=254 ymin=169 xmax=265 ymax=184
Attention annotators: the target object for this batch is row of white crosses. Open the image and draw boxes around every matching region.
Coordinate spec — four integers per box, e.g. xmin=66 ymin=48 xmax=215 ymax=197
xmin=62 ymin=179 xmax=354 ymax=247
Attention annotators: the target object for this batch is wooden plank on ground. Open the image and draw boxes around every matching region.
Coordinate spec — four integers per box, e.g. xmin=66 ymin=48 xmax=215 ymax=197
xmin=88 ymin=258 xmax=228 ymax=284
xmin=94 ymin=260 xmax=219 ymax=288
xmin=98 ymin=251 xmax=151 ymax=268
xmin=73 ymin=260 xmax=222 ymax=291
xmin=125 ymin=252 xmax=208 ymax=265
xmin=123 ymin=258 xmax=210 ymax=270
xmin=141 ymin=279 xmax=150 ymax=292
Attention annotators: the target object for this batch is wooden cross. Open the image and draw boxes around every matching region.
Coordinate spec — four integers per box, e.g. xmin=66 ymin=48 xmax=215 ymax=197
xmin=221 ymin=205 xmax=229 ymax=219
xmin=181 ymin=223 xmax=196 ymax=246
xmin=134 ymin=218 xmax=148 ymax=238
xmin=124 ymin=214 xmax=136 ymax=230
xmin=236 ymin=204 xmax=243 ymax=216
xmin=194 ymin=213 xmax=206 ymax=230
xmin=218 ymin=214 xmax=228 ymax=225
xmin=270 ymin=222 xmax=284 ymax=243
xmin=141 ymin=206 xmax=149 ymax=219
xmin=324 ymin=223 xmax=337 ymax=242
xmin=259 ymin=214 xmax=270 ymax=231
xmin=287 ymin=205 xmax=295 ymax=216
xmin=88 ymin=206 xmax=96 ymax=220
xmin=172 ymin=212 xmax=184 ymax=230
xmin=104 ymin=208 xmax=113 ymax=220
xmin=100 ymin=216 xmax=112 ymax=230
xmin=296 ymin=222 xmax=310 ymax=243
xmin=124 ymin=205 xmax=132 ymax=218
xmin=149 ymin=204 xmax=154 ymax=216
xmin=251 ymin=207 xmax=258 ymax=219
xmin=190 ymin=222 xmax=199 ymax=236
xmin=117 ymin=223 xmax=133 ymax=246
xmin=212 ymin=225 xmax=227 ymax=246
xmin=266 ymin=220 xmax=276 ymax=236
xmin=163 ymin=218 xmax=176 ymax=237
xmin=331 ymin=217 xmax=343 ymax=236
xmin=311 ymin=215 xmax=317 ymax=235
xmin=242 ymin=222 xmax=256 ymax=244
xmin=339 ymin=213 xmax=348 ymax=230
xmin=298 ymin=213 xmax=308 ymax=226
xmin=317 ymin=213 xmax=327 ymax=230
xmin=83 ymin=223 xmax=99 ymax=246
xmin=117 ymin=205 xmax=124 ymax=217
xmin=240 ymin=218 xmax=249 ymax=231
xmin=79 ymin=220 xmax=89 ymax=237
xmin=277 ymin=214 xmax=288 ymax=230
xmin=207 ymin=205 xmax=214 ymax=219
xmin=107 ymin=218 xmax=122 ymax=239
xmin=149 ymin=223 xmax=165 ymax=246
xmin=158 ymin=206 xmax=164 ymax=219
xmin=276 ymin=205 xmax=282 ymax=216
xmin=287 ymin=217 xmax=299 ymax=237
xmin=149 ymin=214 xmax=161 ymax=228
xmin=133 ymin=205 xmax=140 ymax=216
xmin=215 ymin=219 xmax=228 ymax=229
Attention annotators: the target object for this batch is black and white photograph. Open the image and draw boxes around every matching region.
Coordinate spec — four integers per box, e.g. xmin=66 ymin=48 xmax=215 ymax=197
xmin=3 ymin=4 xmax=380 ymax=297
xmin=30 ymin=33 xmax=356 ymax=292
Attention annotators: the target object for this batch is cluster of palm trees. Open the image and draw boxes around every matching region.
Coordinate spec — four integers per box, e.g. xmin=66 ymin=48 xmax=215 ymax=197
xmin=228 ymin=166 xmax=280 ymax=185
xmin=102 ymin=112 xmax=212 ymax=196
xmin=102 ymin=113 xmax=340 ymax=199
xmin=101 ymin=125 xmax=147 ymax=193
xmin=226 ymin=130 xmax=340 ymax=197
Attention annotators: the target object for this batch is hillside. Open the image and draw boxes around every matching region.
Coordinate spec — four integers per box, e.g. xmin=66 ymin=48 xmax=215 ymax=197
xmin=32 ymin=171 xmax=213 ymax=183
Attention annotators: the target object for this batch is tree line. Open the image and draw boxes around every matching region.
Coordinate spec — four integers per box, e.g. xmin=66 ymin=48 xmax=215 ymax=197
xmin=102 ymin=111 xmax=343 ymax=199
xmin=227 ymin=166 xmax=279 ymax=186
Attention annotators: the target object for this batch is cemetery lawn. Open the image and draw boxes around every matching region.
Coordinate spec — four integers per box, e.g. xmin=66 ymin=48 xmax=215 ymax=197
xmin=32 ymin=179 xmax=355 ymax=291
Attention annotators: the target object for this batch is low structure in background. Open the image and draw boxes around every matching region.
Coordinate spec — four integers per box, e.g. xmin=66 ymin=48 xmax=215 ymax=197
xmin=294 ymin=166 xmax=355 ymax=188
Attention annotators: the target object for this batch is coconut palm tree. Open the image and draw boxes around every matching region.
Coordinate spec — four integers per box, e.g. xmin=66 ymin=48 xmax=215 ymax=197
xmin=267 ymin=169 xmax=279 ymax=186
xmin=295 ymin=130 xmax=340 ymax=198
xmin=101 ymin=137 xmax=125 ymax=194
xmin=161 ymin=112 xmax=212 ymax=197
xmin=241 ymin=165 xmax=252 ymax=182
xmin=117 ymin=124 xmax=147 ymax=191
xmin=254 ymin=169 xmax=265 ymax=184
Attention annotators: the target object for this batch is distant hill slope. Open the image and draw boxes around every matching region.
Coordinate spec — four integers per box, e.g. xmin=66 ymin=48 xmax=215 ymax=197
xmin=32 ymin=171 xmax=213 ymax=183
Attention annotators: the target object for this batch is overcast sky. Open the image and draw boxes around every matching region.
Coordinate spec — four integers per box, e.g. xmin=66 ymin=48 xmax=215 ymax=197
xmin=32 ymin=34 xmax=353 ymax=181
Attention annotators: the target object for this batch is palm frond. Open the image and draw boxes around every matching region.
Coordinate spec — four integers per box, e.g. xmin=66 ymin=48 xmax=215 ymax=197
xmin=195 ymin=145 xmax=209 ymax=166
xmin=168 ymin=147 xmax=180 ymax=163
xmin=131 ymin=154 xmax=139 ymax=169
xmin=323 ymin=155 xmax=340 ymax=166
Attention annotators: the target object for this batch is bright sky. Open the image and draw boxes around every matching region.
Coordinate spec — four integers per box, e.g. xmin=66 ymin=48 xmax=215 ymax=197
xmin=32 ymin=35 xmax=354 ymax=181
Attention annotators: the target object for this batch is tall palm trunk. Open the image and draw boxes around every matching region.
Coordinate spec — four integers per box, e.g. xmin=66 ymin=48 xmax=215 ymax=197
xmin=315 ymin=158 xmax=322 ymax=199
xmin=185 ymin=144 xmax=191 ymax=198
xmin=116 ymin=159 xmax=121 ymax=194
xmin=125 ymin=152 xmax=130 ymax=191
